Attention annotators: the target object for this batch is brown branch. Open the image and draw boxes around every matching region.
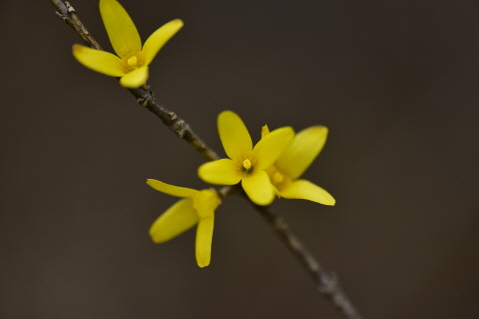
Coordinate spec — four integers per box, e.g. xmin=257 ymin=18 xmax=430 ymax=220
xmin=254 ymin=203 xmax=363 ymax=319
xmin=50 ymin=0 xmax=219 ymax=162
xmin=49 ymin=1 xmax=362 ymax=318
xmin=128 ymin=86 xmax=219 ymax=161
xmin=218 ymin=185 xmax=362 ymax=319
xmin=51 ymin=0 xmax=102 ymax=50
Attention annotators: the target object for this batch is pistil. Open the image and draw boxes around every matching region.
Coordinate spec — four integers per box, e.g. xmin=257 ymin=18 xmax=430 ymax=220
xmin=242 ymin=159 xmax=252 ymax=170
xmin=127 ymin=56 xmax=138 ymax=68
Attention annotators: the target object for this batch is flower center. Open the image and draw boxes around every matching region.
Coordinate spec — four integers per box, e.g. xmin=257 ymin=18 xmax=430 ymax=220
xmin=193 ymin=189 xmax=219 ymax=219
xmin=243 ymin=159 xmax=252 ymax=170
xmin=127 ymin=56 xmax=138 ymax=68
xmin=265 ymin=165 xmax=289 ymax=190
xmin=272 ymin=171 xmax=284 ymax=185
xmin=242 ymin=159 xmax=254 ymax=174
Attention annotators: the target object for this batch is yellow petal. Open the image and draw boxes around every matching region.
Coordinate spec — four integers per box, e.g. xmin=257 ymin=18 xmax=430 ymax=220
xmin=242 ymin=170 xmax=275 ymax=206
xmin=195 ymin=215 xmax=214 ymax=268
xmin=149 ymin=198 xmax=199 ymax=243
xmin=146 ymin=179 xmax=198 ymax=198
xmin=198 ymin=159 xmax=242 ymax=185
xmin=261 ymin=125 xmax=270 ymax=138
xmin=276 ymin=126 xmax=328 ymax=179
xmin=72 ymin=44 xmax=126 ymax=76
xmin=99 ymin=0 xmax=142 ymax=58
xmin=279 ymin=179 xmax=335 ymax=206
xmin=193 ymin=190 xmax=220 ymax=219
xmin=253 ymin=126 xmax=294 ymax=170
xmin=142 ymin=19 xmax=184 ymax=66
xmin=218 ymin=111 xmax=252 ymax=161
xmin=119 ymin=66 xmax=149 ymax=88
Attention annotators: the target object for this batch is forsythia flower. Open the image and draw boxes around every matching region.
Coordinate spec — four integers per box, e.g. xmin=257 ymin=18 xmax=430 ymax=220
xmin=198 ymin=111 xmax=294 ymax=206
xmin=73 ymin=0 xmax=183 ymax=88
xmin=263 ymin=125 xmax=336 ymax=205
xmin=147 ymin=179 xmax=220 ymax=268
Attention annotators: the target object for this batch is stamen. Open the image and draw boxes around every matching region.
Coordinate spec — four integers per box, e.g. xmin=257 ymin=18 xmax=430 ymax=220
xmin=242 ymin=159 xmax=252 ymax=170
xmin=127 ymin=56 xmax=138 ymax=67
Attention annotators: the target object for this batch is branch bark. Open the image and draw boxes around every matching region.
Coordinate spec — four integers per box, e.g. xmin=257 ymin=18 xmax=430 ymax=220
xmin=50 ymin=0 xmax=219 ymax=162
xmin=254 ymin=204 xmax=362 ymax=319
xmin=49 ymin=1 xmax=363 ymax=318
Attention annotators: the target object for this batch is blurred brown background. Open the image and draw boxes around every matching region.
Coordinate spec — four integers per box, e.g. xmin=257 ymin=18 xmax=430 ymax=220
xmin=1 ymin=0 xmax=479 ymax=318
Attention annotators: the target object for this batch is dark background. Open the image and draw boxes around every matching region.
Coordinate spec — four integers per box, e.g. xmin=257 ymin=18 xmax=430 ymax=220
xmin=1 ymin=0 xmax=479 ymax=318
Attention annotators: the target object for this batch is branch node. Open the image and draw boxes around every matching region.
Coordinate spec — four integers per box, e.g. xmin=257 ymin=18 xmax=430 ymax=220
xmin=168 ymin=112 xmax=177 ymax=120
xmin=140 ymin=84 xmax=153 ymax=94
xmin=55 ymin=11 xmax=66 ymax=21
xmin=65 ymin=1 xmax=75 ymax=13
xmin=137 ymin=98 xmax=150 ymax=108
xmin=173 ymin=119 xmax=186 ymax=137
xmin=173 ymin=119 xmax=184 ymax=129
xmin=318 ymin=271 xmax=338 ymax=295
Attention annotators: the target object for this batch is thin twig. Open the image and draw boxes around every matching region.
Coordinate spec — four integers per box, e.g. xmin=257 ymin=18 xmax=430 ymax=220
xmin=50 ymin=0 xmax=219 ymax=162
xmin=219 ymin=185 xmax=362 ymax=319
xmin=128 ymin=86 xmax=219 ymax=161
xmin=49 ymin=1 xmax=362 ymax=318
xmin=254 ymin=204 xmax=362 ymax=319
xmin=51 ymin=0 xmax=102 ymax=50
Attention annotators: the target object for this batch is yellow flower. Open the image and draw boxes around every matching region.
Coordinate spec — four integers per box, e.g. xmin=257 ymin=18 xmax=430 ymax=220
xmin=72 ymin=0 xmax=183 ymax=88
xmin=147 ymin=179 xmax=220 ymax=268
xmin=263 ymin=125 xmax=336 ymax=205
xmin=198 ymin=111 xmax=294 ymax=206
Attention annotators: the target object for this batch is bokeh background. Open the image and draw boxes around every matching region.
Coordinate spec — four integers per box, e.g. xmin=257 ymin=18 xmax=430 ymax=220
xmin=1 ymin=0 xmax=479 ymax=318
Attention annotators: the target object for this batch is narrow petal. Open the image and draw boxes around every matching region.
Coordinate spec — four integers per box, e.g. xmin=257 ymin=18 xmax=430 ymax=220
xmin=195 ymin=215 xmax=214 ymax=268
xmin=192 ymin=190 xmax=220 ymax=219
xmin=146 ymin=179 xmax=198 ymax=198
xmin=198 ymin=159 xmax=242 ymax=185
xmin=119 ymin=66 xmax=149 ymax=88
xmin=261 ymin=125 xmax=270 ymax=138
xmin=276 ymin=126 xmax=328 ymax=179
xmin=100 ymin=0 xmax=142 ymax=58
xmin=279 ymin=179 xmax=335 ymax=206
xmin=218 ymin=111 xmax=252 ymax=160
xmin=142 ymin=19 xmax=184 ymax=66
xmin=242 ymin=170 xmax=275 ymax=206
xmin=72 ymin=44 xmax=126 ymax=76
xmin=253 ymin=127 xmax=294 ymax=169
xmin=149 ymin=199 xmax=199 ymax=243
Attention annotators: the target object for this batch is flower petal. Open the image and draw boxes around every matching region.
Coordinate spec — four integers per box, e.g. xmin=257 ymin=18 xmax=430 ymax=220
xmin=146 ymin=179 xmax=198 ymax=198
xmin=195 ymin=215 xmax=214 ymax=268
xmin=253 ymin=126 xmax=294 ymax=170
xmin=119 ymin=66 xmax=149 ymax=88
xmin=279 ymin=179 xmax=335 ymax=206
xmin=72 ymin=44 xmax=126 ymax=76
xmin=198 ymin=159 xmax=242 ymax=185
xmin=142 ymin=19 xmax=184 ymax=66
xmin=99 ymin=0 xmax=142 ymax=58
xmin=193 ymin=190 xmax=220 ymax=219
xmin=242 ymin=170 xmax=275 ymax=206
xmin=218 ymin=111 xmax=252 ymax=161
xmin=149 ymin=198 xmax=199 ymax=243
xmin=261 ymin=125 xmax=270 ymax=138
xmin=276 ymin=126 xmax=328 ymax=179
